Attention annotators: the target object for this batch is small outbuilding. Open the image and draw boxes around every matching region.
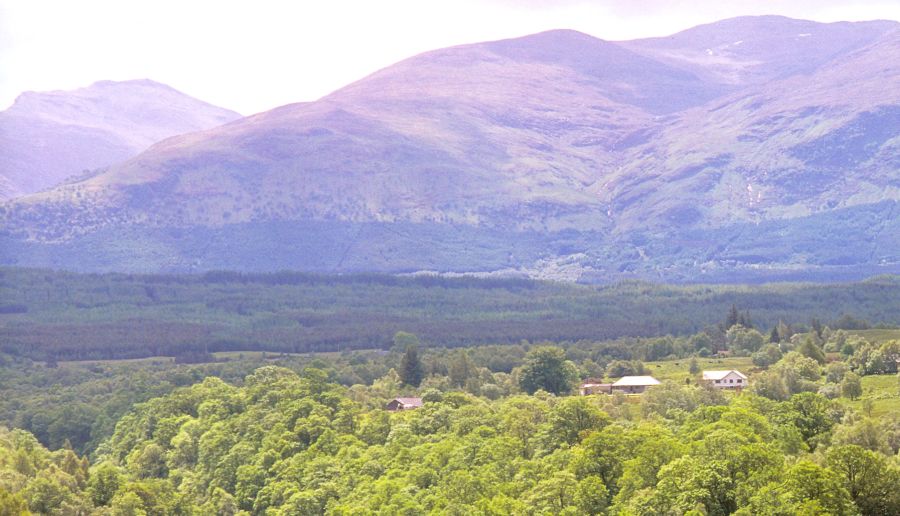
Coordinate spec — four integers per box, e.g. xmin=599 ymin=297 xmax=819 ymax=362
xmin=611 ymin=375 xmax=661 ymax=394
xmin=386 ymin=397 xmax=423 ymax=411
xmin=579 ymin=379 xmax=613 ymax=395
xmin=702 ymin=370 xmax=748 ymax=390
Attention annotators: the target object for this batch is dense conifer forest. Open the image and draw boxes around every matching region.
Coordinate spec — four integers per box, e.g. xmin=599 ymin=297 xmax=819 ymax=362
xmin=1 ymin=268 xmax=897 ymax=361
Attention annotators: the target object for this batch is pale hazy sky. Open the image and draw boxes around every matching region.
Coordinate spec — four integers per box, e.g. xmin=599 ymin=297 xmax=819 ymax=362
xmin=1 ymin=0 xmax=899 ymax=115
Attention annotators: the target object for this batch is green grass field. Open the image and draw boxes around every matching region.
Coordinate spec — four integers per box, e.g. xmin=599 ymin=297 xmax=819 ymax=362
xmin=644 ymin=356 xmax=898 ymax=415
xmin=58 ymin=356 xmax=176 ymax=367
xmin=839 ymin=374 xmax=900 ymax=417
xmin=643 ymin=356 xmax=756 ymax=382
xmin=211 ymin=351 xmax=305 ymax=360
xmin=847 ymin=329 xmax=900 ymax=344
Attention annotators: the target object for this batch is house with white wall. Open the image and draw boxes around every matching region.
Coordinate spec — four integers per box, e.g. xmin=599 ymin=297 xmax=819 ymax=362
xmin=702 ymin=370 xmax=748 ymax=390
xmin=611 ymin=375 xmax=660 ymax=394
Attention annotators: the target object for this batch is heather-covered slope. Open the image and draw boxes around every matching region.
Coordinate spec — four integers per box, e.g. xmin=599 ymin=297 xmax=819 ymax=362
xmin=0 ymin=79 xmax=241 ymax=198
xmin=605 ymin=27 xmax=900 ymax=232
xmin=1 ymin=18 xmax=898 ymax=281
xmin=3 ymin=30 xmax=670 ymax=235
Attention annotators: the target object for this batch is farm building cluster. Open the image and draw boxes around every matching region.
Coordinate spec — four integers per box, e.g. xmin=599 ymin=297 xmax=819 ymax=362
xmin=579 ymin=369 xmax=748 ymax=396
xmin=386 ymin=369 xmax=750 ymax=410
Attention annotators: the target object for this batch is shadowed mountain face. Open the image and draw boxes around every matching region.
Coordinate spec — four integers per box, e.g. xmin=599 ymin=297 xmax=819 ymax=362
xmin=0 ymin=80 xmax=241 ymax=198
xmin=1 ymin=17 xmax=898 ymax=282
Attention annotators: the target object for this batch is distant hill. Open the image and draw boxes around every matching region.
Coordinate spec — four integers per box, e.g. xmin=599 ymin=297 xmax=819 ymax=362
xmin=0 ymin=79 xmax=241 ymax=198
xmin=1 ymin=17 xmax=898 ymax=282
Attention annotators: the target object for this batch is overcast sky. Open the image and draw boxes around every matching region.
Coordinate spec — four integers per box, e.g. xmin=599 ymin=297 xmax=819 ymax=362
xmin=1 ymin=0 xmax=898 ymax=115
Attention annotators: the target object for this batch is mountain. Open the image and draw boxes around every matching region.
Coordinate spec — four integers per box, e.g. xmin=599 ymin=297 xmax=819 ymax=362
xmin=607 ymin=25 xmax=900 ymax=231
xmin=1 ymin=17 xmax=898 ymax=282
xmin=622 ymin=15 xmax=899 ymax=86
xmin=0 ymin=79 xmax=241 ymax=199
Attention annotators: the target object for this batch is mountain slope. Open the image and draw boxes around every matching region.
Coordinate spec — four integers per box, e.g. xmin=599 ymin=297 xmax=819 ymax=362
xmin=622 ymin=15 xmax=899 ymax=86
xmin=606 ymin=27 xmax=900 ymax=232
xmin=1 ymin=18 xmax=898 ymax=282
xmin=0 ymin=80 xmax=241 ymax=198
xmin=12 ymin=31 xmax=676 ymax=232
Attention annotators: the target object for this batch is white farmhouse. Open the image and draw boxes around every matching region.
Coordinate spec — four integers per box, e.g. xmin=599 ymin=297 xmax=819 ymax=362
xmin=611 ymin=375 xmax=660 ymax=394
xmin=702 ymin=370 xmax=748 ymax=390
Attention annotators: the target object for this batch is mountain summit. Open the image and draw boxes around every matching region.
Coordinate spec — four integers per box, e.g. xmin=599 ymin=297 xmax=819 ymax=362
xmin=1 ymin=17 xmax=898 ymax=282
xmin=0 ymin=80 xmax=240 ymax=198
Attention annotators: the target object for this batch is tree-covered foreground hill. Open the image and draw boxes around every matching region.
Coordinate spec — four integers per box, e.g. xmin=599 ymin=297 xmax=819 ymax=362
xmin=2 ymin=365 xmax=899 ymax=515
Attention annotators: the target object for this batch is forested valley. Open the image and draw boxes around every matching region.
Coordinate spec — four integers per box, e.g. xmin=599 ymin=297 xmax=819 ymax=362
xmin=1 ymin=268 xmax=897 ymax=362
xmin=1 ymin=269 xmax=899 ymax=514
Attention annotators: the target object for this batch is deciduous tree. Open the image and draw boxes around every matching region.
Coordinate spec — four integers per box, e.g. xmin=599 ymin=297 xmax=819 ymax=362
xmin=517 ymin=346 xmax=577 ymax=395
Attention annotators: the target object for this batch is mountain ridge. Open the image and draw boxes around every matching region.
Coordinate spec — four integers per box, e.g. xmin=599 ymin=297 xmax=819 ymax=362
xmin=1 ymin=16 xmax=898 ymax=282
xmin=0 ymin=79 xmax=241 ymax=199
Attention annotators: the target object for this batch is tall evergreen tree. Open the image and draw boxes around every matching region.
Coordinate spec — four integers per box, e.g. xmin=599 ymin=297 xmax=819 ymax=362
xmin=448 ymin=350 xmax=474 ymax=388
xmin=726 ymin=304 xmax=740 ymax=329
xmin=399 ymin=344 xmax=424 ymax=387
xmin=811 ymin=318 xmax=824 ymax=339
